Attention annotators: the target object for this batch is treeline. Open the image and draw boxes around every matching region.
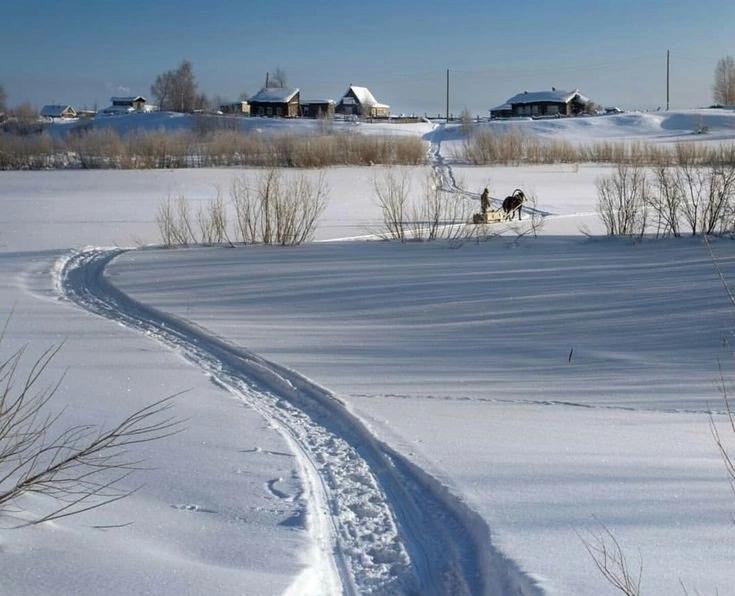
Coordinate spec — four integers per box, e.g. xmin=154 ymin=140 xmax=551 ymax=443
xmin=459 ymin=129 xmax=735 ymax=167
xmin=0 ymin=129 xmax=427 ymax=170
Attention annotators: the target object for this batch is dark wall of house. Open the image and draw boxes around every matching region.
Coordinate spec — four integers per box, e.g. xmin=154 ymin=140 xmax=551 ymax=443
xmin=301 ymin=103 xmax=335 ymax=119
xmin=250 ymin=95 xmax=300 ymax=118
xmin=336 ymin=89 xmax=360 ymax=115
xmin=511 ymin=101 xmax=569 ymax=117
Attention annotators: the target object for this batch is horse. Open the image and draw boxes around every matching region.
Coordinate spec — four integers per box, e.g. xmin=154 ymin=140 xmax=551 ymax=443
xmin=501 ymin=189 xmax=526 ymax=221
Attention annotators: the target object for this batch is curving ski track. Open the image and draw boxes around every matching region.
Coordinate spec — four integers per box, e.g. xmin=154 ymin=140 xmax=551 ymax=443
xmin=58 ymin=247 xmax=543 ymax=596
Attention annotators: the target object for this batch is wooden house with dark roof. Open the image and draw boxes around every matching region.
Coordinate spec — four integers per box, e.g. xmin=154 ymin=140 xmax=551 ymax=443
xmin=249 ymin=87 xmax=300 ymax=118
xmin=491 ymin=88 xmax=593 ymax=118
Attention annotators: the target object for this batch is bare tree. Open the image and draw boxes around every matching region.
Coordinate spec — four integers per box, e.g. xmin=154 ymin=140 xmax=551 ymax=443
xmin=0 ymin=84 xmax=6 ymax=114
xmin=0 ymin=342 xmax=181 ymax=527
xmin=267 ymin=67 xmax=288 ymax=89
xmin=151 ymin=60 xmax=202 ymax=113
xmin=713 ymin=56 xmax=735 ymax=106
xmin=460 ymin=107 xmax=473 ymax=137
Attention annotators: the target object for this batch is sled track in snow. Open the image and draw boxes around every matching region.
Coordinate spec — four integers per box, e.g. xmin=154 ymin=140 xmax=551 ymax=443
xmin=58 ymin=247 xmax=543 ymax=596
xmin=428 ymin=125 xmax=552 ymax=218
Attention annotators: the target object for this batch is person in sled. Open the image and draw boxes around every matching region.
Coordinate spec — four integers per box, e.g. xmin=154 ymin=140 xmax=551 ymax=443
xmin=480 ymin=187 xmax=490 ymax=214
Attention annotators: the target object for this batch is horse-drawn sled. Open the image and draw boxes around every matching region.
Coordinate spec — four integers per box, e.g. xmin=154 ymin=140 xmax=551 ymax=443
xmin=472 ymin=188 xmax=526 ymax=224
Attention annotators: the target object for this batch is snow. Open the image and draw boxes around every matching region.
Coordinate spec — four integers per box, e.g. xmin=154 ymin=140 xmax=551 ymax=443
xmin=342 ymin=86 xmax=389 ymax=110
xmin=502 ymin=88 xmax=591 ymax=106
xmin=106 ymin=238 xmax=735 ymax=595
xmin=41 ymin=104 xmax=76 ymax=118
xmin=2 ymin=116 xmax=735 ymax=594
xmin=250 ymin=87 xmax=300 ymax=103
xmin=46 ymin=110 xmax=432 ymax=138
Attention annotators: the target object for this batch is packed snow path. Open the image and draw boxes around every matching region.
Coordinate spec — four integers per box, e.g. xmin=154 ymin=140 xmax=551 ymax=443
xmin=58 ymin=247 xmax=542 ymax=596
xmin=428 ymin=124 xmax=551 ymax=218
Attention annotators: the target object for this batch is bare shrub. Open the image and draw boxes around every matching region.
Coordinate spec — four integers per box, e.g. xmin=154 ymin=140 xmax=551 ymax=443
xmin=0 ymin=342 xmax=181 ymax=527
xmin=229 ymin=169 xmax=328 ymax=245
xmin=648 ymin=166 xmax=683 ymax=237
xmin=596 ymin=164 xmax=648 ymax=236
xmin=673 ymin=145 xmax=735 ymax=235
xmin=408 ymin=171 xmax=474 ymax=241
xmin=231 ymin=177 xmax=259 ymax=244
xmin=197 ymin=191 xmax=229 ymax=245
xmin=374 ymin=169 xmax=411 ymax=241
xmin=155 ymin=194 xmax=196 ymax=247
xmin=579 ymin=524 xmax=642 ymax=596
xmin=0 ymin=133 xmax=59 ymax=169
xmin=69 ymin=129 xmax=127 ymax=169
xmin=288 ymin=173 xmax=329 ymax=244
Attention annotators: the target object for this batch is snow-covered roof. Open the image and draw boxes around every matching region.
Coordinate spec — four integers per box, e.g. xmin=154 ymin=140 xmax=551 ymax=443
xmin=250 ymin=87 xmax=300 ymax=103
xmin=490 ymin=103 xmax=512 ymax=112
xmin=342 ymin=85 xmax=389 ymax=109
xmin=111 ymin=96 xmax=146 ymax=103
xmin=101 ymin=105 xmax=134 ymax=115
xmin=300 ymin=99 xmax=335 ymax=105
xmin=41 ymin=105 xmax=76 ymax=117
xmin=505 ymin=89 xmax=591 ymax=106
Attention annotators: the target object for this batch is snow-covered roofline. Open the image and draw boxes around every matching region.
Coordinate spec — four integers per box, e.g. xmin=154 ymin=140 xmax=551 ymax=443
xmin=111 ymin=96 xmax=146 ymax=103
xmin=250 ymin=87 xmax=300 ymax=103
xmin=505 ymin=89 xmax=591 ymax=106
xmin=342 ymin=85 xmax=389 ymax=109
xmin=41 ymin=105 xmax=76 ymax=117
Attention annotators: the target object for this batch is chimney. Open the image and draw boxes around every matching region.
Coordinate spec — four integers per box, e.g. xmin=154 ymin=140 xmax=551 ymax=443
xmin=552 ymin=86 xmax=556 ymax=91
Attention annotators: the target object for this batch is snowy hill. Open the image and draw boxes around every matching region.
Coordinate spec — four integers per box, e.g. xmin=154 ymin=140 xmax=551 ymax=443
xmin=49 ymin=109 xmax=735 ymax=147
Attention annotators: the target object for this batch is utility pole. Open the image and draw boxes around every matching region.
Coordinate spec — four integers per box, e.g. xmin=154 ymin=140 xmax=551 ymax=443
xmin=266 ymin=71 xmax=270 ymax=88
xmin=666 ymin=50 xmax=670 ymax=111
xmin=446 ymin=68 xmax=450 ymax=123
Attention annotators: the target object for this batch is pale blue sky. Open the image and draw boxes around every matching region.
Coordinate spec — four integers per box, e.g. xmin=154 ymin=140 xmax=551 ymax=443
xmin=2 ymin=0 xmax=734 ymax=114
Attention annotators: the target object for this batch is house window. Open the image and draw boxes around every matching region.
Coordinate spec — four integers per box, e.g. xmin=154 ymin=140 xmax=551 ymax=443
xmin=548 ymin=105 xmax=559 ymax=115
xmin=267 ymin=107 xmax=273 ymax=116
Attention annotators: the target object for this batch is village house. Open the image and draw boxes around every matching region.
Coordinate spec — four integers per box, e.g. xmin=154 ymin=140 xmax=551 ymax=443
xmin=40 ymin=105 xmax=77 ymax=120
xmin=101 ymin=96 xmax=153 ymax=115
xmin=249 ymin=87 xmax=300 ymax=118
xmin=300 ymin=99 xmax=335 ymax=119
xmin=219 ymin=101 xmax=250 ymax=116
xmin=490 ymin=88 xmax=593 ymax=118
xmin=336 ymin=85 xmax=390 ymax=118
xmin=112 ymin=96 xmax=147 ymax=111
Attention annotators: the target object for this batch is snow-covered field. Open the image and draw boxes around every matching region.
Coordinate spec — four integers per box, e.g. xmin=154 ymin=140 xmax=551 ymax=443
xmin=2 ymin=115 xmax=735 ymax=595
